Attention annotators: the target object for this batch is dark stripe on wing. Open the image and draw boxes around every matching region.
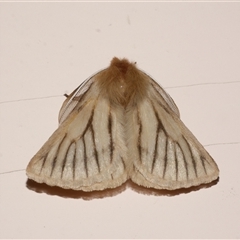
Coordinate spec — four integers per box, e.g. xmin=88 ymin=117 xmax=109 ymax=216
xmin=59 ymin=82 xmax=94 ymax=123
xmin=200 ymin=156 xmax=208 ymax=175
xmin=150 ymin=101 xmax=167 ymax=173
xmin=39 ymin=134 xmax=66 ymax=175
xmin=82 ymin=136 xmax=88 ymax=178
xmin=61 ymin=141 xmax=76 ymax=179
xmin=182 ymin=136 xmax=198 ymax=177
xmin=162 ymin=139 xmax=169 ymax=178
xmin=150 ymin=82 xmax=176 ymax=116
xmin=81 ymin=108 xmax=94 ymax=137
xmin=108 ymin=109 xmax=114 ymax=163
xmin=176 ymin=142 xmax=189 ymax=180
xmin=151 ymin=123 xmax=160 ymax=173
xmin=39 ymin=156 xmax=47 ymax=175
xmin=80 ymin=107 xmax=96 ymax=178
xmin=49 ymin=134 xmax=67 ymax=177
xmin=174 ymin=143 xmax=178 ymax=180
xmin=121 ymin=157 xmax=126 ymax=171
xmin=137 ymin=109 xmax=142 ymax=163
xmin=90 ymin=124 xmax=100 ymax=173
xmin=72 ymin=143 xmax=77 ymax=180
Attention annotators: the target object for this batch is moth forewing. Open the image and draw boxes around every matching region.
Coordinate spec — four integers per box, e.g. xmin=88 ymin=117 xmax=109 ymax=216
xmin=147 ymin=76 xmax=180 ymax=117
xmin=58 ymin=75 xmax=97 ymax=125
xmin=26 ymin=57 xmax=219 ymax=192
xmin=129 ymin=82 xmax=219 ymax=190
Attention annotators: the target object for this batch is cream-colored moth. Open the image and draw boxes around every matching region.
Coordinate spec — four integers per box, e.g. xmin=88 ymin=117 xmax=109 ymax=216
xmin=26 ymin=57 xmax=219 ymax=192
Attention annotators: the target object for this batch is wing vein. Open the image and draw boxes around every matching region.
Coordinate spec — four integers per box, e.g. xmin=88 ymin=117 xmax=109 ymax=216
xmin=72 ymin=142 xmax=76 ymax=180
xmin=150 ymin=82 xmax=177 ymax=116
xmin=137 ymin=109 xmax=142 ymax=164
xmin=150 ymin=101 xmax=167 ymax=173
xmin=108 ymin=108 xmax=114 ymax=163
xmin=174 ymin=142 xmax=178 ymax=181
xmin=176 ymin=142 xmax=189 ymax=180
xmin=50 ymin=134 xmax=67 ymax=177
xmin=200 ymin=156 xmax=208 ymax=175
xmin=162 ymin=139 xmax=169 ymax=178
xmin=82 ymin=135 xmax=88 ymax=178
xmin=90 ymin=124 xmax=100 ymax=173
xmin=60 ymin=141 xmax=75 ymax=179
xmin=81 ymin=108 xmax=95 ymax=138
xmin=182 ymin=136 xmax=198 ymax=177
xmin=151 ymin=123 xmax=160 ymax=173
xmin=70 ymin=83 xmax=94 ymax=113
xmin=59 ymin=82 xmax=94 ymax=123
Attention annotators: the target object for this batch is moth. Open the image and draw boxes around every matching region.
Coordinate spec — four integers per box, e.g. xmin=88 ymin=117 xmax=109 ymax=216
xmin=26 ymin=57 xmax=219 ymax=192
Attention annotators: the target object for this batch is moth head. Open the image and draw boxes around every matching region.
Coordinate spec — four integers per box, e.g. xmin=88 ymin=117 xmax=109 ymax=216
xmin=97 ymin=57 xmax=148 ymax=107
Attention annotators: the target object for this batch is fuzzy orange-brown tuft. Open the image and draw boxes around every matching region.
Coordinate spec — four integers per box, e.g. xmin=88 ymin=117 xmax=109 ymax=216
xmin=96 ymin=57 xmax=148 ymax=106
